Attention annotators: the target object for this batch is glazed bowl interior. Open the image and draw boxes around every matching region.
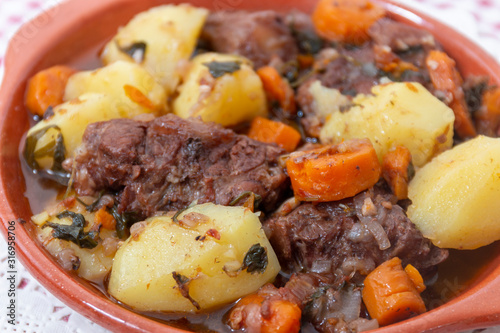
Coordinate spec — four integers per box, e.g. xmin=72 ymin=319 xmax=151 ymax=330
xmin=1 ymin=0 xmax=500 ymax=332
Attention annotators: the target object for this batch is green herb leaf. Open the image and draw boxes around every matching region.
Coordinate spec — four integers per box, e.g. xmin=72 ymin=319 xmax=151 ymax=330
xmin=289 ymin=21 xmax=323 ymax=55
xmin=407 ymin=161 xmax=416 ymax=182
xmin=172 ymin=206 xmax=190 ymax=224
xmin=118 ymin=41 xmax=147 ymax=63
xmin=23 ymin=125 xmax=70 ymax=185
xmin=172 ymin=200 xmax=199 ymax=224
xmin=76 ymin=191 xmax=106 ymax=213
xmin=172 ymin=271 xmax=200 ymax=310
xmin=229 ymin=191 xmax=263 ymax=211
xmin=43 ymin=211 xmax=98 ymax=249
xmin=203 ymin=61 xmax=241 ymax=78
xmin=109 ymin=205 xmax=139 ymax=239
xmin=242 ymin=243 xmax=268 ymax=274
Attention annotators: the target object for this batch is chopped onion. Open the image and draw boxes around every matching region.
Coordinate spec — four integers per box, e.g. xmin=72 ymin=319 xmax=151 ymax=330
xmin=354 ymin=193 xmax=391 ymax=250
xmin=362 ymin=218 xmax=391 ymax=250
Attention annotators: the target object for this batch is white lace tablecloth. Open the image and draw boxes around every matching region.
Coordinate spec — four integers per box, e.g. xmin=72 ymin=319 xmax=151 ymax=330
xmin=1 ymin=0 xmax=500 ymax=332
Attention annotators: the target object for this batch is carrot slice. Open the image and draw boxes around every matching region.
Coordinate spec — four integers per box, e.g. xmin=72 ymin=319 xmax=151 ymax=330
xmin=312 ymin=0 xmax=386 ymax=45
xmin=473 ymin=87 xmax=500 ymax=136
xmin=248 ymin=116 xmax=301 ymax=152
xmin=256 ymin=66 xmax=296 ymax=115
xmin=362 ymin=257 xmax=426 ymax=326
xmin=286 ymin=138 xmax=381 ymax=202
xmin=373 ymin=45 xmax=418 ymax=78
xmin=229 ymin=293 xmax=301 ymax=333
xmin=25 ymin=65 xmax=77 ymax=117
xmin=124 ymin=84 xmax=156 ymax=110
xmin=426 ymin=50 xmax=477 ymax=138
xmin=484 ymin=87 xmax=500 ymax=116
xmin=95 ymin=207 xmax=116 ymax=230
xmin=382 ymin=146 xmax=412 ymax=200
xmin=405 ymin=264 xmax=426 ymax=293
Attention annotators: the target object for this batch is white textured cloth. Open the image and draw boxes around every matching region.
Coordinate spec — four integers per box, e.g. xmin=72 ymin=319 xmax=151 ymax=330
xmin=1 ymin=0 xmax=500 ymax=332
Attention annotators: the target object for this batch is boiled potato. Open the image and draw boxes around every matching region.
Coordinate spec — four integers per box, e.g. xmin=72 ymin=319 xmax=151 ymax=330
xmin=320 ymin=82 xmax=455 ymax=167
xmin=33 ymin=198 xmax=117 ymax=281
xmin=101 ymin=4 xmax=208 ymax=94
xmin=408 ymin=136 xmax=500 ymax=249
xmin=173 ymin=53 xmax=267 ymax=127
xmin=26 ymin=92 xmax=156 ymax=171
xmin=108 ymin=203 xmax=281 ymax=312
xmin=308 ymin=80 xmax=351 ymax=119
xmin=64 ymin=61 xmax=167 ymax=114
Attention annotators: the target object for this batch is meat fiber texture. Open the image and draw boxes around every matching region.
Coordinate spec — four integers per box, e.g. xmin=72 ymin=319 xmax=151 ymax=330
xmin=202 ymin=10 xmax=298 ymax=68
xmin=264 ymin=185 xmax=448 ymax=283
xmin=71 ymin=114 xmax=288 ymax=218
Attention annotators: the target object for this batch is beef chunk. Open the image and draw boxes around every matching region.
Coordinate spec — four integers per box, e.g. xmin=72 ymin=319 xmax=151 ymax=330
xmin=71 ymin=114 xmax=288 ymax=218
xmin=202 ymin=10 xmax=298 ymax=68
xmin=264 ymin=185 xmax=448 ymax=283
xmin=368 ymin=19 xmax=436 ymax=52
xmin=319 ymin=55 xmax=379 ymax=96
xmin=369 ymin=18 xmax=440 ymax=74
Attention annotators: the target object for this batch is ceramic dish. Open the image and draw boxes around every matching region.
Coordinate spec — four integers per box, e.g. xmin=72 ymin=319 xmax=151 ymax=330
xmin=1 ymin=0 xmax=500 ymax=332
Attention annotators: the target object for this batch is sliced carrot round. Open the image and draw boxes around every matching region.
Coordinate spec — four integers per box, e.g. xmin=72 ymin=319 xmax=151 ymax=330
xmin=426 ymin=50 xmax=477 ymax=138
xmin=256 ymin=66 xmax=296 ymax=115
xmin=230 ymin=294 xmax=301 ymax=333
xmin=362 ymin=257 xmax=426 ymax=326
xmin=286 ymin=138 xmax=381 ymax=202
xmin=312 ymin=0 xmax=386 ymax=45
xmin=25 ymin=65 xmax=76 ymax=116
xmin=248 ymin=116 xmax=301 ymax=152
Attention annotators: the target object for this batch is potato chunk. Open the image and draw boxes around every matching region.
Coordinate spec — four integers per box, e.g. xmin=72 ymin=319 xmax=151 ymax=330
xmin=101 ymin=4 xmax=208 ymax=94
xmin=173 ymin=53 xmax=268 ymax=127
xmin=108 ymin=203 xmax=281 ymax=312
xmin=26 ymin=92 xmax=157 ymax=171
xmin=308 ymin=80 xmax=351 ymax=119
xmin=408 ymin=136 xmax=500 ymax=249
xmin=32 ymin=197 xmax=118 ymax=281
xmin=64 ymin=61 xmax=167 ymax=114
xmin=320 ymin=82 xmax=455 ymax=167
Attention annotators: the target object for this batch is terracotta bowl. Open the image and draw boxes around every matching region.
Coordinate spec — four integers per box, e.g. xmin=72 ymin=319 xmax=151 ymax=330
xmin=1 ymin=0 xmax=500 ymax=332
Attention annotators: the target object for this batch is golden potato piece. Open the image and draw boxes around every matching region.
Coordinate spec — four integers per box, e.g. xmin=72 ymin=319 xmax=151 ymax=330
xmin=408 ymin=136 xmax=500 ymax=249
xmin=101 ymin=4 xmax=208 ymax=94
xmin=320 ymin=82 xmax=455 ymax=167
xmin=64 ymin=61 xmax=167 ymax=114
xmin=108 ymin=203 xmax=281 ymax=312
xmin=173 ymin=53 xmax=268 ymax=127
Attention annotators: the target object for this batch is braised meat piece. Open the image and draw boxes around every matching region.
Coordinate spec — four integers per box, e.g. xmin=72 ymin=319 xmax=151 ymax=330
xmin=71 ymin=114 xmax=288 ymax=218
xmin=202 ymin=10 xmax=298 ymax=68
xmin=368 ymin=19 xmax=436 ymax=53
xmin=264 ymin=185 xmax=448 ymax=283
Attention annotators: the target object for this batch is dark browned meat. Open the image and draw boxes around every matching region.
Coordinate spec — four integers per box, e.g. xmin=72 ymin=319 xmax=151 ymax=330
xmin=264 ymin=185 xmax=448 ymax=283
xmin=71 ymin=114 xmax=288 ymax=218
xmin=202 ymin=10 xmax=298 ymax=68
xmin=368 ymin=18 xmax=439 ymax=75
xmin=319 ymin=54 xmax=379 ymax=96
xmin=368 ymin=19 xmax=436 ymax=53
